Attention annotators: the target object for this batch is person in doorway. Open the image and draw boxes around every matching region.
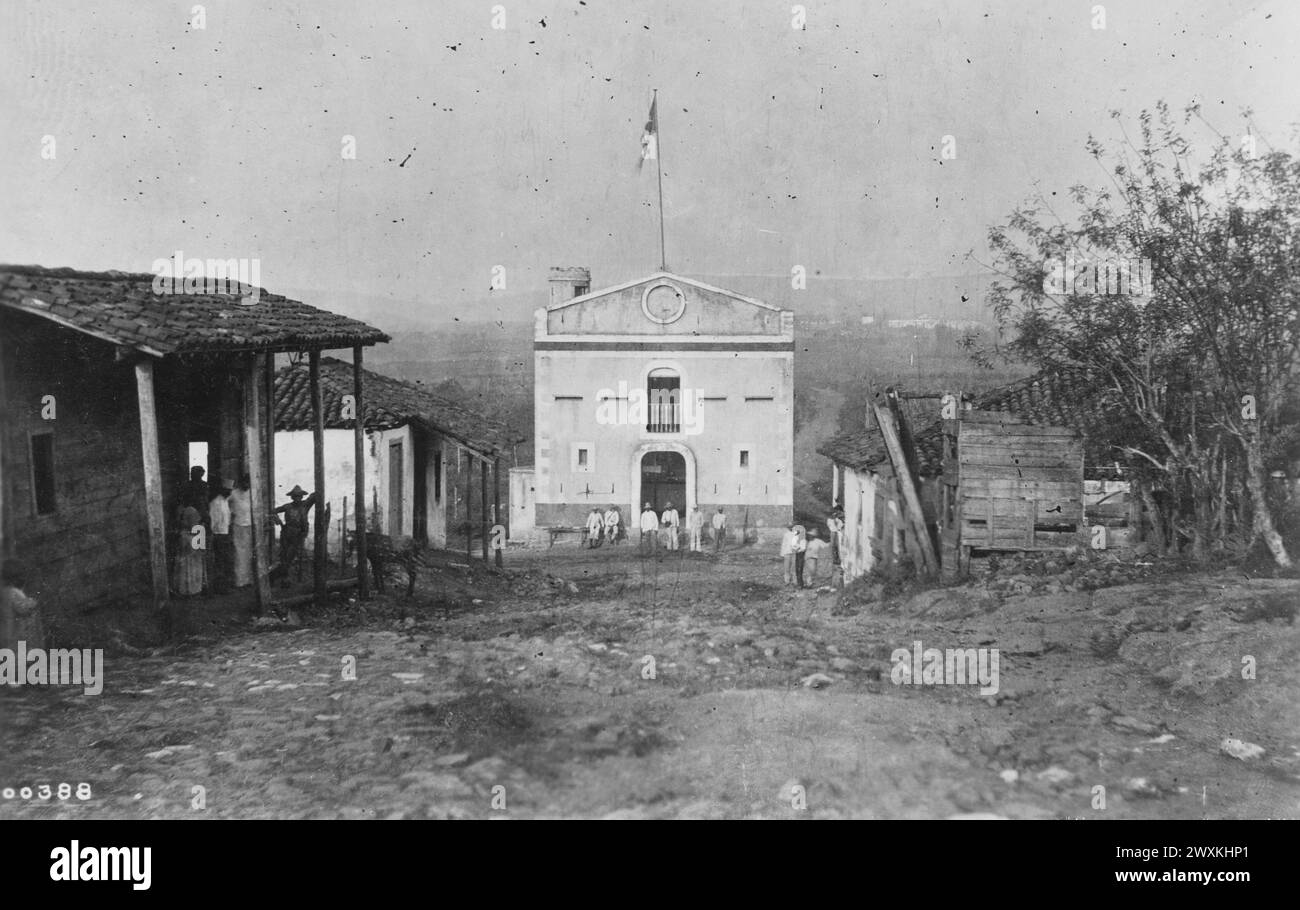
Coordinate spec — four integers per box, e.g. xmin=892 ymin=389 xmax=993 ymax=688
xmin=209 ymin=480 xmax=233 ymax=594
xmin=804 ymin=527 xmax=829 ymax=587
xmin=660 ymin=501 xmax=680 ymax=550
xmin=711 ymin=507 xmax=727 ymax=553
xmin=687 ymin=505 xmax=704 ymax=552
xmin=274 ymin=485 xmax=317 ymax=585
xmin=230 ymin=474 xmax=254 ymax=588
xmin=586 ymin=508 xmax=604 ymax=548
xmin=639 ymin=502 xmax=659 ymax=552
xmin=179 ymin=465 xmax=211 ymax=527
xmin=827 ymin=508 xmax=845 ymax=566
xmin=603 ymin=505 xmax=621 ymax=545
xmin=780 ymin=524 xmax=797 ymax=585
xmin=173 ymin=504 xmax=208 ymax=596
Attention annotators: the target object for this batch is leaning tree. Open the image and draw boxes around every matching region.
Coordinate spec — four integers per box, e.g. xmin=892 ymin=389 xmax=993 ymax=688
xmin=971 ymin=102 xmax=1298 ymax=567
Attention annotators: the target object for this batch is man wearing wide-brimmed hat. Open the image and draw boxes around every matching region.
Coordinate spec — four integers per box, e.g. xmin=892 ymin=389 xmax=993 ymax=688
xmin=274 ymin=484 xmax=318 ymax=585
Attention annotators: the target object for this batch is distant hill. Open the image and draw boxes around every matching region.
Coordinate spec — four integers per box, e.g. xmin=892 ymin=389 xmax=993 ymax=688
xmin=280 ymin=272 xmax=1001 ymax=335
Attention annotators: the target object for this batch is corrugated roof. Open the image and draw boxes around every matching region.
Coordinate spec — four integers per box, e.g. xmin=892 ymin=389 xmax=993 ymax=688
xmin=818 ymin=374 xmax=1118 ymax=476
xmin=0 ymin=265 xmax=389 ymax=355
xmin=274 ymin=357 xmax=525 ymax=457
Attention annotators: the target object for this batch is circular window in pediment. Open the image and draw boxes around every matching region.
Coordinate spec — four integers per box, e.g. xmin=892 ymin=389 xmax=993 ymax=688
xmin=641 ymin=281 xmax=687 ymax=324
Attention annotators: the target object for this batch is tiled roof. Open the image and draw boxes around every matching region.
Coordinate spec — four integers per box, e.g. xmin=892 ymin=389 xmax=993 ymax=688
xmin=0 ymin=265 xmax=388 ymax=355
xmin=818 ymin=374 xmax=1119 ymax=477
xmin=274 ymin=357 xmax=525 ymax=457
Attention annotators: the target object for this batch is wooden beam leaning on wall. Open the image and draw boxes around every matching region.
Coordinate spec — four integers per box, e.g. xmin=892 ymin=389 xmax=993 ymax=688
xmin=872 ymin=402 xmax=940 ymax=579
xmin=134 ymin=358 xmax=170 ymax=610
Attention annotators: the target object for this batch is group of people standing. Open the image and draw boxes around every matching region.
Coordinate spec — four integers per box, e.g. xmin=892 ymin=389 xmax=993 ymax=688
xmin=171 ymin=465 xmax=315 ymax=597
xmin=583 ymin=502 xmax=732 ymax=553
xmin=637 ymin=502 xmax=728 ymax=553
xmin=781 ymin=509 xmax=845 ymax=589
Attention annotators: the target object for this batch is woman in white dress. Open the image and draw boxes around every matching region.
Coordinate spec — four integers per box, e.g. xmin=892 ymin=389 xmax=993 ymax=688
xmin=229 ymin=474 xmax=254 ymax=588
xmin=173 ymin=505 xmax=207 ymax=596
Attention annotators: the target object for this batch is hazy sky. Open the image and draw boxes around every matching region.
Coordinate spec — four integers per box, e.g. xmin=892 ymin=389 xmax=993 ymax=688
xmin=2 ymin=0 xmax=1296 ymax=325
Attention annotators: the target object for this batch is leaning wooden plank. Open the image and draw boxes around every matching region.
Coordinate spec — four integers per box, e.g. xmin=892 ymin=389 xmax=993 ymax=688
xmin=872 ymin=403 xmax=939 ymax=578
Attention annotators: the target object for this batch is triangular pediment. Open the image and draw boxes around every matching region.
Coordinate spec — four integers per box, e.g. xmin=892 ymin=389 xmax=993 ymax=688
xmin=543 ymin=272 xmax=788 ymax=337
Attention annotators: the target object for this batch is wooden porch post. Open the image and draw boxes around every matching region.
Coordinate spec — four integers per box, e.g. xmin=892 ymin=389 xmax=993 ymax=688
xmin=465 ymin=450 xmax=473 ymax=559
xmin=245 ymin=354 xmax=273 ymax=612
xmin=134 ymin=359 xmax=170 ymax=610
xmin=480 ymin=457 xmax=489 ymax=561
xmin=264 ymin=353 xmax=276 ymax=546
xmin=353 ymin=346 xmax=369 ymax=599
xmin=309 ymin=351 xmax=327 ymax=602
xmin=493 ymin=456 xmax=502 ymax=567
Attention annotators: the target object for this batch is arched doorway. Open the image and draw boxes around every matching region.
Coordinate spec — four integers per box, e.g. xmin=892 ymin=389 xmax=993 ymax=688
xmin=640 ymin=450 xmax=686 ymax=515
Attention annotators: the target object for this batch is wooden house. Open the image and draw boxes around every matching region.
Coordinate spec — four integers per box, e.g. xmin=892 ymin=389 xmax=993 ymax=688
xmin=819 ymin=375 xmax=1122 ymax=583
xmin=0 ymin=265 xmax=388 ymax=632
xmin=273 ymin=358 xmax=524 ymax=556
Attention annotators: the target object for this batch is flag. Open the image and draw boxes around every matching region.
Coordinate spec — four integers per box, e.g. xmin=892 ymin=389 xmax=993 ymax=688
xmin=640 ymin=97 xmax=658 ymax=162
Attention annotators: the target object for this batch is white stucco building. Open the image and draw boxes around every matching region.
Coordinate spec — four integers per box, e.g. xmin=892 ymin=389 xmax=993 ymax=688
xmin=522 ymin=267 xmax=794 ymax=543
xmin=274 ymin=358 xmax=521 ymax=555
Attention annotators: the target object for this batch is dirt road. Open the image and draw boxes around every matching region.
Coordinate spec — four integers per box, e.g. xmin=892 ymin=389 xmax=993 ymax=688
xmin=2 ymin=544 xmax=1297 ymax=819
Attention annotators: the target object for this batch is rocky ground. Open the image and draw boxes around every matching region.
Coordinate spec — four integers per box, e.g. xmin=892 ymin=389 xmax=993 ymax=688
xmin=1 ymin=542 xmax=1297 ymax=819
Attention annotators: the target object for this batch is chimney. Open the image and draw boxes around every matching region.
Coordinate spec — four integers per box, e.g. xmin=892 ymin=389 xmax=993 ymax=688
xmin=548 ymin=266 xmax=591 ymax=308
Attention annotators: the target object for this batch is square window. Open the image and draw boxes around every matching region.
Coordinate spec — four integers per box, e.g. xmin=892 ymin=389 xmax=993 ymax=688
xmin=572 ymin=442 xmax=594 ymax=473
xmin=739 ymin=450 xmax=749 ymax=468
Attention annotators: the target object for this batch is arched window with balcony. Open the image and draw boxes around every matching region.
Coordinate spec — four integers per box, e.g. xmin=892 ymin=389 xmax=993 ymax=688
xmin=646 ymin=368 xmax=681 ymax=433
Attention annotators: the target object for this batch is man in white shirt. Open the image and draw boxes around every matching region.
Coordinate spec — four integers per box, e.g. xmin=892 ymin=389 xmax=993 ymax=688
xmin=780 ymin=524 xmax=797 ymax=585
xmin=209 ymin=481 xmax=233 ymax=593
xmin=711 ymin=507 xmax=727 ymax=552
xmin=585 ymin=508 xmax=604 ymax=548
xmin=229 ymin=475 xmax=254 ymax=588
xmin=660 ymin=501 xmax=680 ymax=550
xmin=603 ymin=505 xmax=621 ymax=545
xmin=639 ymin=502 xmax=659 ymax=552
xmin=687 ymin=505 xmax=704 ymax=552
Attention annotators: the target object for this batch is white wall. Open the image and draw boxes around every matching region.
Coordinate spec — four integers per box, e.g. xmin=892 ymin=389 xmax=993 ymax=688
xmin=839 ymin=465 xmax=879 ymax=583
xmin=533 ymin=349 xmax=794 ymax=530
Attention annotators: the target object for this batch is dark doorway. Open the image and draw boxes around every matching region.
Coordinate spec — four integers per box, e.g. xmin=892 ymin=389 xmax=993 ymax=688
xmin=640 ymin=450 xmax=686 ymax=515
xmin=411 ymin=430 xmax=428 ymax=543
xmin=388 ymin=440 xmax=405 ymax=535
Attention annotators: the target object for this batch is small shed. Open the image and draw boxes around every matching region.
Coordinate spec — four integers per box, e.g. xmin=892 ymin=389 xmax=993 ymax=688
xmin=952 ymin=409 xmax=1085 ymax=564
xmin=819 ymin=374 xmax=1109 ymax=583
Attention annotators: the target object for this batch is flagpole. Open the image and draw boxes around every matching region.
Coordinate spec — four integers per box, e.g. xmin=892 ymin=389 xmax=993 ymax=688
xmin=654 ymin=89 xmax=666 ymax=271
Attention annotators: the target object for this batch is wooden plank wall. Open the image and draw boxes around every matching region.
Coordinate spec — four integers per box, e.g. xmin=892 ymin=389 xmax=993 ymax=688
xmin=957 ymin=411 xmax=1084 ymax=551
xmin=1 ymin=317 xmax=152 ymax=618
